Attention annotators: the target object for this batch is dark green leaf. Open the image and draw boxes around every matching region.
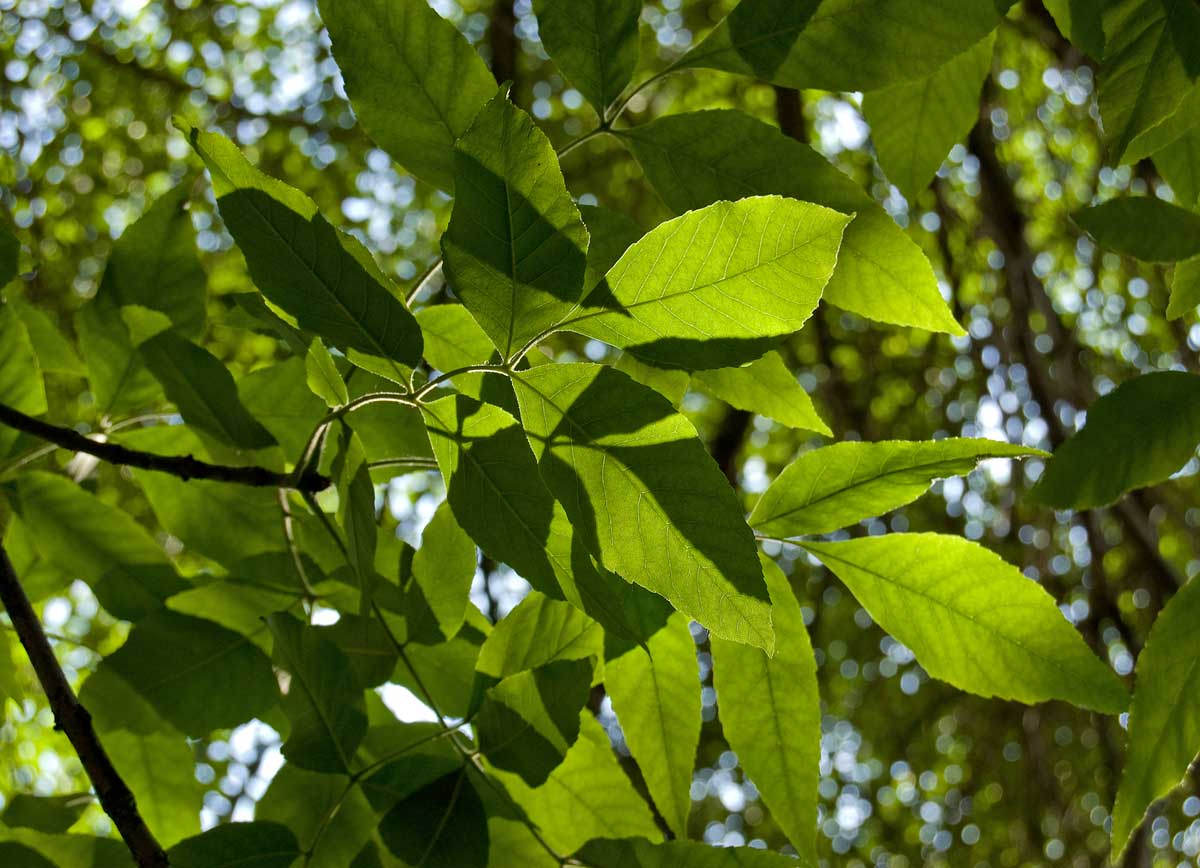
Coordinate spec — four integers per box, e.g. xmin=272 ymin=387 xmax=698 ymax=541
xmin=318 ymin=0 xmax=497 ymax=192
xmin=0 ymin=223 xmax=18 ymax=285
xmin=408 ymin=500 xmax=476 ymax=641
xmin=269 ymin=612 xmax=369 ymax=773
xmin=617 ymin=110 xmax=962 ymax=335
xmin=751 ymin=438 xmax=1044 ymax=537
xmin=306 ymin=339 xmax=349 ymax=407
xmin=443 ymin=93 xmax=589 ymax=358
xmin=9 ymin=297 xmax=86 ymax=377
xmin=565 ymin=196 xmax=849 ymax=370
xmin=580 ymin=204 xmax=644 ymax=296
xmin=1153 ymin=122 xmax=1200 ymax=208
xmin=1031 ymin=372 xmax=1200 ymax=508
xmin=533 ymin=0 xmax=640 ymax=116
xmin=1169 ymin=256 xmax=1200 ymax=320
xmin=0 ymin=794 xmax=90 ymax=834
xmin=1074 ymin=197 xmax=1200 ymax=261
xmin=512 ymin=363 xmax=773 ymax=649
xmin=0 ymin=303 xmax=46 ymax=458
xmin=104 ymin=728 xmax=204 ymax=846
xmin=166 ymin=822 xmax=301 ymax=868
xmin=1042 ymin=0 xmax=1105 ymax=57
xmin=319 ymin=614 xmax=398 ymax=688
xmin=580 ymin=837 xmax=801 ymax=867
xmin=0 ymin=842 xmax=57 ymax=868
xmin=803 ymin=534 xmax=1129 ymax=712
xmin=257 ymin=767 xmax=377 ymax=868
xmin=183 ymin=123 xmax=422 ymax=370
xmin=334 ymin=424 xmax=378 ymax=609
xmin=378 ymin=770 xmax=488 ymax=868
xmin=238 ymin=358 xmax=328 ymax=458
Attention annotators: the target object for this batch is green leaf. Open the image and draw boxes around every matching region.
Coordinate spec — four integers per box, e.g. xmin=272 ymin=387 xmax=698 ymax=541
xmin=477 ymin=659 xmax=592 ymax=785
xmin=183 ymin=123 xmax=422 ymax=369
xmin=580 ymin=837 xmax=802 ymax=867
xmin=564 ymin=196 xmax=849 ymax=370
xmin=751 ymin=438 xmax=1044 ymax=537
xmin=1073 ymin=197 xmax=1200 ymax=262
xmin=580 ymin=204 xmax=644 ymax=296
xmin=0 ymin=842 xmax=57 ymax=868
xmin=318 ymin=0 xmax=496 ymax=192
xmin=334 ymin=425 xmax=378 ymax=609
xmin=137 ymin=328 xmax=277 ymax=450
xmin=1169 ymin=256 xmax=1200 ymax=320
xmin=422 ymin=395 xmax=567 ymax=598
xmin=76 ymin=293 xmax=161 ymax=417
xmin=239 ymin=358 xmax=328 ymax=458
xmin=345 ymin=372 xmax=435 ymax=467
xmin=711 ymin=555 xmax=820 ymax=861
xmin=1154 ymin=123 xmax=1200 ymax=208
xmin=319 ymin=614 xmax=399 ymax=688
xmin=604 ymin=611 xmax=700 ymax=837
xmin=616 ymin=110 xmax=962 ymax=335
xmin=533 ymin=0 xmax=640 ymax=116
xmin=15 ymin=471 xmax=188 ymax=621
xmin=1098 ymin=0 xmax=1200 ymax=164
xmin=268 ymin=612 xmax=368 ymax=773
xmin=88 ymin=611 xmax=277 ymax=736
xmin=1030 ymin=372 xmax=1200 ymax=509
xmin=0 ymin=223 xmax=18 ymax=285
xmin=1042 ymin=0 xmax=1105 ymax=57
xmin=9 ymin=297 xmax=86 ymax=377
xmin=802 ymin=534 xmax=1129 ymax=712
xmin=306 ymin=339 xmax=349 ymax=407
xmin=1111 ymin=575 xmax=1200 ymax=857
xmin=0 ymin=629 xmax=25 ymax=713
xmin=512 ymin=362 xmax=774 ymax=649
xmin=443 ymin=93 xmax=589 ymax=358
xmin=408 ymin=500 xmax=476 ymax=641
xmin=168 ymin=579 xmax=302 ymax=653
xmin=0 ymin=829 xmax=129 ymax=868
xmin=416 ymin=304 xmax=496 ymax=399
xmin=676 ymin=0 xmax=1009 ymax=92
xmin=105 ymin=728 xmax=203 ymax=846
xmin=257 ymin=767 xmax=377 ymax=868
xmin=167 ymin=822 xmax=301 ymax=868
xmin=0 ymin=303 xmax=46 ymax=458
xmin=693 ymin=351 xmax=831 ymax=435
xmin=476 ymin=590 xmax=603 ymax=678
xmin=393 ymin=620 xmax=490 ymax=719
xmin=132 ymin=470 xmax=283 ymax=567
xmin=0 ymin=795 xmax=89 ymax=834
xmin=613 ymin=352 xmax=690 ymax=407
xmin=490 ymin=714 xmax=661 ymax=854
xmin=379 ymin=770 xmax=489 ymax=868
xmin=862 ymin=33 xmax=995 ymax=202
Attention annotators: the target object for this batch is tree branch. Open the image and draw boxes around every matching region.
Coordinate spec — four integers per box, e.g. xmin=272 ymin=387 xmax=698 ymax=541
xmin=0 ymin=402 xmax=329 ymax=492
xmin=0 ymin=544 xmax=169 ymax=868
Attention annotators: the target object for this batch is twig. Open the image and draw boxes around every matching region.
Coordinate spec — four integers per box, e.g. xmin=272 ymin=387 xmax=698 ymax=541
xmin=0 ymin=545 xmax=169 ymax=868
xmin=0 ymin=402 xmax=329 ymax=492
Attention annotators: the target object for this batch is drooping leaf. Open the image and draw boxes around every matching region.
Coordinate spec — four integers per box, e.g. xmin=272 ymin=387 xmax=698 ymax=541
xmin=407 ymin=500 xmax=477 ymax=641
xmin=803 ymin=534 xmax=1129 ymax=712
xmin=751 ymin=438 xmax=1044 ymax=537
xmin=137 ymin=328 xmax=277 ymax=450
xmin=675 ymin=0 xmax=1009 ymax=92
xmin=166 ymin=822 xmax=301 ymax=868
xmin=711 ymin=555 xmax=820 ymax=861
xmin=1168 ymin=256 xmax=1200 ymax=320
xmin=533 ymin=0 xmax=640 ymax=116
xmin=1110 ymin=576 xmax=1200 ymax=858
xmin=604 ymin=611 xmax=700 ymax=838
xmin=422 ymin=395 xmax=566 ymax=598
xmin=476 ymin=659 xmax=592 ymax=785
xmin=1154 ymin=123 xmax=1200 ymax=208
xmin=15 ymin=472 xmax=188 ymax=621
xmin=87 ymin=611 xmax=277 ymax=736
xmin=318 ymin=0 xmax=497 ymax=192
xmin=442 ymin=93 xmax=589 ymax=358
xmin=490 ymin=714 xmax=662 ymax=854
xmin=378 ymin=770 xmax=489 ymax=868
xmin=476 ymin=591 xmax=603 ymax=678
xmin=1030 ymin=372 xmax=1200 ymax=509
xmin=0 ymin=794 xmax=90 ymax=834
xmin=1042 ymin=0 xmax=1105 ymax=57
xmin=512 ymin=363 xmax=774 ymax=649
xmin=616 ymin=110 xmax=962 ymax=335
xmin=563 ymin=196 xmax=849 ymax=370
xmin=862 ymin=33 xmax=995 ymax=202
xmin=1097 ymin=0 xmax=1200 ymax=164
xmin=579 ymin=837 xmax=802 ymax=867
xmin=182 ymin=123 xmax=422 ymax=370
xmin=268 ymin=612 xmax=369 ymax=773
xmin=0 ymin=303 xmax=46 ymax=458
xmin=1073 ymin=197 xmax=1200 ymax=262
xmin=693 ymin=351 xmax=831 ymax=435
xmin=306 ymin=339 xmax=349 ymax=407
xmin=104 ymin=728 xmax=204 ymax=847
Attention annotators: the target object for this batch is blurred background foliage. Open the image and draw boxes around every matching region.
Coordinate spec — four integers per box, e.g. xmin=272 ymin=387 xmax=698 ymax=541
xmin=1 ymin=0 xmax=1199 ymax=865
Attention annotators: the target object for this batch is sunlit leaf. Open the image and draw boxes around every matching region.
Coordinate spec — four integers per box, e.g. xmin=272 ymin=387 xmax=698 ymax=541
xmin=693 ymin=351 xmax=830 ymax=435
xmin=476 ymin=591 xmax=603 ymax=679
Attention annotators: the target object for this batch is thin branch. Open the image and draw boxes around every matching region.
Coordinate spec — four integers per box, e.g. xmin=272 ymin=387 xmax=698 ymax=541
xmin=0 ymin=402 xmax=329 ymax=492
xmin=0 ymin=544 xmax=168 ymax=868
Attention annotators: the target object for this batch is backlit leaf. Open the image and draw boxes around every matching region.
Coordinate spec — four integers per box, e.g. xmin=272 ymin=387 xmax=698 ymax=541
xmin=693 ymin=351 xmax=830 ymax=435
xmin=533 ymin=0 xmax=640 ymax=116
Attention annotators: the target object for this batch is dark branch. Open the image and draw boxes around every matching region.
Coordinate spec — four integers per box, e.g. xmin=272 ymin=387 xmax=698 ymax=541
xmin=0 ymin=545 xmax=169 ymax=868
xmin=0 ymin=402 xmax=329 ymax=492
